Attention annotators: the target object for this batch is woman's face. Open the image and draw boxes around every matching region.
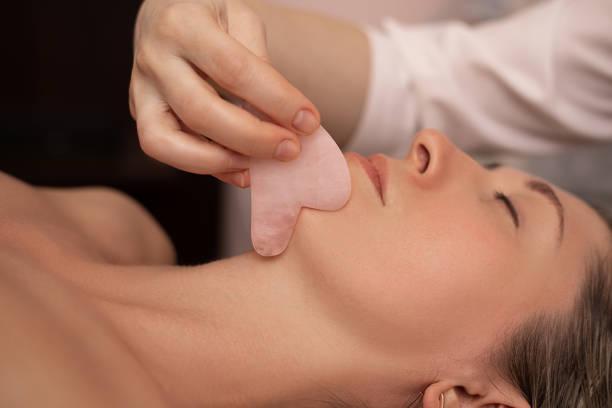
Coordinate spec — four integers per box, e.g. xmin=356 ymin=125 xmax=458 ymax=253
xmin=289 ymin=130 xmax=610 ymax=367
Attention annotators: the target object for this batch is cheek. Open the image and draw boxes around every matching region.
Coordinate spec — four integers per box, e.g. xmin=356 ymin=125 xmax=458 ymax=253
xmin=396 ymin=210 xmax=523 ymax=335
xmin=290 ymin=200 xmax=518 ymax=352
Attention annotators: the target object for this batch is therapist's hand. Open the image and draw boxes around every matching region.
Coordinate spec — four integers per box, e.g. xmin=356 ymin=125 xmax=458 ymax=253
xmin=129 ymin=0 xmax=320 ymax=187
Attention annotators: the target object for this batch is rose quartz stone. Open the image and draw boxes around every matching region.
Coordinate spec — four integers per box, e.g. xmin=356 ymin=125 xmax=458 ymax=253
xmin=250 ymin=126 xmax=351 ymax=256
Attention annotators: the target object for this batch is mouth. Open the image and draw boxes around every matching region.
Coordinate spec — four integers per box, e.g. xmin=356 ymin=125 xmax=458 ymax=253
xmin=351 ymin=153 xmax=386 ymax=205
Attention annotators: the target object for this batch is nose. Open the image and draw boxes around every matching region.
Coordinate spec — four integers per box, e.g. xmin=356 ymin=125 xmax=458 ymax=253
xmin=405 ymin=129 xmax=478 ymax=189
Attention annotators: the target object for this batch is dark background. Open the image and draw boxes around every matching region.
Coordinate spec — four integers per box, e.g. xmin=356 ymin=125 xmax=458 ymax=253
xmin=2 ymin=1 xmax=221 ymax=264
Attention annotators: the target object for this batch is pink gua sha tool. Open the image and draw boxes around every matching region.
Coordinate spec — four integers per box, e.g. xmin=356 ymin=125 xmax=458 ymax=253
xmin=248 ymin=110 xmax=351 ymax=256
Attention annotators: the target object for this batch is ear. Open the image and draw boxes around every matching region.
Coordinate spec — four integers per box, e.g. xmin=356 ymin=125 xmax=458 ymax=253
xmin=421 ymin=381 xmax=530 ymax=408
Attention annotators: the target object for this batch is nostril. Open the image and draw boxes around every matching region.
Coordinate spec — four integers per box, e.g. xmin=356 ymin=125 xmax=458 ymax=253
xmin=417 ymin=144 xmax=430 ymax=173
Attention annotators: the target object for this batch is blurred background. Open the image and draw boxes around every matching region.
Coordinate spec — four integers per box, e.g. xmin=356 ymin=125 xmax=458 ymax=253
xmin=3 ymin=1 xmax=220 ymax=265
xmin=3 ymin=1 xmax=610 ymax=262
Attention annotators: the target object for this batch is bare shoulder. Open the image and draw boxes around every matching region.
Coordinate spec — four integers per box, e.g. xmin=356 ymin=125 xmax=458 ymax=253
xmin=40 ymin=185 xmax=176 ymax=265
xmin=0 ymin=171 xmax=175 ymax=265
xmin=0 ymin=172 xmax=180 ymax=405
xmin=0 ymin=170 xmax=174 ymax=405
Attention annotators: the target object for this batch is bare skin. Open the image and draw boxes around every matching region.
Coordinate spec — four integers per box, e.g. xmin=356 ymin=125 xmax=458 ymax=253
xmin=0 ymin=175 xmax=173 ymax=407
xmin=0 ymin=132 xmax=609 ymax=408
xmin=0 ymin=173 xmax=363 ymax=408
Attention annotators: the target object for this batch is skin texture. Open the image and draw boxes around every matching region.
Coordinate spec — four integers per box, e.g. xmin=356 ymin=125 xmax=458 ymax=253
xmin=130 ymin=0 xmax=369 ymax=187
xmin=0 ymin=131 xmax=609 ymax=408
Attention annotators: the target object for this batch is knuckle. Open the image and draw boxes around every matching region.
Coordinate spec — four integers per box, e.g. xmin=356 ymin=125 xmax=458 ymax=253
xmin=237 ymin=128 xmax=271 ymax=157
xmin=214 ymin=52 xmax=253 ymax=92
xmin=203 ymin=155 xmax=231 ymax=175
xmin=237 ymin=8 xmax=266 ymax=35
xmin=209 ymin=149 xmax=238 ymax=174
xmin=178 ymin=95 xmax=213 ymax=132
xmin=156 ymin=3 xmax=201 ymax=42
xmin=134 ymin=43 xmax=155 ymax=75
xmin=253 ymin=120 xmax=278 ymax=142
xmin=137 ymin=125 xmax=164 ymax=159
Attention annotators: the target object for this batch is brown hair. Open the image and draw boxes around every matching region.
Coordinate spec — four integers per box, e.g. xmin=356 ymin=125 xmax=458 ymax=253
xmin=496 ymin=205 xmax=612 ymax=408
xmin=496 ymin=253 xmax=612 ymax=407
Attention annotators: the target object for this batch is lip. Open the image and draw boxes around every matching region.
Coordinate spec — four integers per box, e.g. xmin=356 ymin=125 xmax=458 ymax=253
xmin=352 ymin=153 xmax=386 ymax=205
xmin=367 ymin=154 xmax=388 ymax=204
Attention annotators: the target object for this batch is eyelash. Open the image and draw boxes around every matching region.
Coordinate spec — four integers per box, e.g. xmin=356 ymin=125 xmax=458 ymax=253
xmin=484 ymin=162 xmax=501 ymax=170
xmin=495 ymin=191 xmax=520 ymax=228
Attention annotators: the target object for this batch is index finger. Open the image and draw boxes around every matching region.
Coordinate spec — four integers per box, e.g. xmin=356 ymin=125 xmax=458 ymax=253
xmin=175 ymin=11 xmax=320 ymax=136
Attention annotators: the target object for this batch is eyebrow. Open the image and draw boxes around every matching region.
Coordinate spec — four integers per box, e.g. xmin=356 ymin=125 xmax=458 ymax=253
xmin=526 ymin=180 xmax=565 ymax=243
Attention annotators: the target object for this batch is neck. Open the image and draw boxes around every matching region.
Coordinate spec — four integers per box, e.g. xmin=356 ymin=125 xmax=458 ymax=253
xmin=93 ymin=251 xmax=355 ymax=408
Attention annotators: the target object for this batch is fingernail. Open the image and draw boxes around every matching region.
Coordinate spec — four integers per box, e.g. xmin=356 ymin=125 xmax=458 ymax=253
xmin=292 ymin=109 xmax=318 ymax=133
xmin=274 ymin=139 xmax=300 ymax=161
xmin=230 ymin=154 xmax=250 ymax=170
xmin=230 ymin=171 xmax=245 ymax=188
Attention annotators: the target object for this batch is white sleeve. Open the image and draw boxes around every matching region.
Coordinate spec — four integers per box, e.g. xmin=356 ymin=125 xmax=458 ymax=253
xmin=345 ymin=0 xmax=612 ymax=157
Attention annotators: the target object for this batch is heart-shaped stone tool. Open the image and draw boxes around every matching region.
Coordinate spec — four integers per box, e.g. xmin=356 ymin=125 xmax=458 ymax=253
xmin=250 ymin=126 xmax=351 ymax=256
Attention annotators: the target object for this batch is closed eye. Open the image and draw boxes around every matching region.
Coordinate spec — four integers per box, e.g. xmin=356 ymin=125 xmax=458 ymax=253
xmin=495 ymin=191 xmax=520 ymax=228
xmin=484 ymin=162 xmax=502 ymax=170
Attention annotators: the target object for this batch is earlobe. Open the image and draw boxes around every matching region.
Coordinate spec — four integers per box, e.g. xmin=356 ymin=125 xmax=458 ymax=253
xmin=421 ymin=382 xmax=528 ymax=408
xmin=421 ymin=384 xmax=460 ymax=408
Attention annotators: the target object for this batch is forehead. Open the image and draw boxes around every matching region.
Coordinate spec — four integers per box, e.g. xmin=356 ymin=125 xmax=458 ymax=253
xmin=561 ymin=188 xmax=611 ymax=260
xmin=492 ymin=168 xmax=609 ymax=307
xmin=542 ymin=186 xmax=610 ymax=309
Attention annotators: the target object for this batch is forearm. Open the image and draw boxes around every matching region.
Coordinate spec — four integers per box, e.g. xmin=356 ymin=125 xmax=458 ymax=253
xmin=244 ymin=0 xmax=370 ymax=147
xmin=346 ymin=0 xmax=612 ymax=157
